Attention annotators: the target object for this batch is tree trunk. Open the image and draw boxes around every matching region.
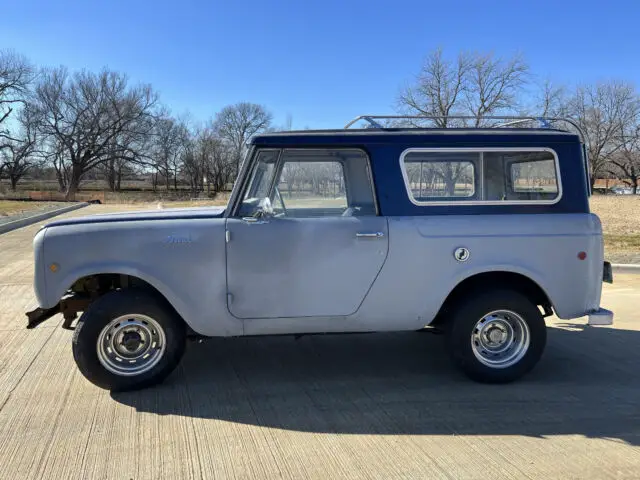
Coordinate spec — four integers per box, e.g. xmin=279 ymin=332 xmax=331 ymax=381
xmin=107 ymin=173 xmax=116 ymax=192
xmin=116 ymin=167 xmax=122 ymax=191
xmin=106 ymin=160 xmax=116 ymax=192
xmin=10 ymin=176 xmax=18 ymax=191
xmin=65 ymin=167 xmax=82 ymax=201
xmin=55 ymin=168 xmax=66 ymax=192
xmin=65 ymin=182 xmax=78 ymax=201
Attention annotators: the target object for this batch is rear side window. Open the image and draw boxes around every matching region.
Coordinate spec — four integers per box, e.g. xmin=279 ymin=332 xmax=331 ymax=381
xmin=403 ymin=152 xmax=476 ymax=200
xmin=509 ymin=157 xmax=559 ymax=195
xmin=400 ymin=148 xmax=561 ymax=205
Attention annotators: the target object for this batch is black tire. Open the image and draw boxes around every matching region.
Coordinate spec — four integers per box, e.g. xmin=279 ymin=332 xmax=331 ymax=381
xmin=446 ymin=289 xmax=546 ymax=383
xmin=72 ymin=288 xmax=186 ymax=391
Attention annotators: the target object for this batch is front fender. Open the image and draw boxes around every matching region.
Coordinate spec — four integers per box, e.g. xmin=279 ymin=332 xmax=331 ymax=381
xmin=46 ymin=262 xmax=187 ymax=319
xmin=35 ymin=217 xmax=241 ymax=336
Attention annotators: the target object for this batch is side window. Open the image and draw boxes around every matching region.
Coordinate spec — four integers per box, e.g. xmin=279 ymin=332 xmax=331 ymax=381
xmin=508 ymin=155 xmax=559 ymax=199
xmin=484 ymin=151 xmax=559 ymax=201
xmin=278 ymin=161 xmax=347 ymax=212
xmin=402 ymin=151 xmax=477 ymax=202
xmin=275 ymin=149 xmax=377 ymax=217
xmin=401 ymin=149 xmax=560 ymax=204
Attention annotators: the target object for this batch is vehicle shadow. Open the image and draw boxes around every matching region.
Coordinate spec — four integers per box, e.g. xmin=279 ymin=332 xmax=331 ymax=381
xmin=112 ymin=324 xmax=640 ymax=445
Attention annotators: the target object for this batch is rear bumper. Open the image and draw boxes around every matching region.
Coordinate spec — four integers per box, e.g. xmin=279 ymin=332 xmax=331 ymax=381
xmin=588 ymin=308 xmax=614 ymax=326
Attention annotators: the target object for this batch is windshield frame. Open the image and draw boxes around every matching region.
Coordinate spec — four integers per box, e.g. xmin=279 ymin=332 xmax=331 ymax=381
xmin=228 ymin=147 xmax=282 ymax=217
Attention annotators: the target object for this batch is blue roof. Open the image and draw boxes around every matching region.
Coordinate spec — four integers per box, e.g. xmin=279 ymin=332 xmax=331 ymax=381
xmin=251 ymin=128 xmax=581 ymax=146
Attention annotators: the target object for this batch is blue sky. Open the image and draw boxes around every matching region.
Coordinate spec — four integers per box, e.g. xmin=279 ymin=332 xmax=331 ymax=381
xmin=3 ymin=0 xmax=640 ymax=129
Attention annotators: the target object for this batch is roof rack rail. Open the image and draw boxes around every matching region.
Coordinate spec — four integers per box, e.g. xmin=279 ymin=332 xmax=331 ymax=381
xmin=345 ymin=115 xmax=580 ymax=135
xmin=344 ymin=115 xmax=591 ymax=194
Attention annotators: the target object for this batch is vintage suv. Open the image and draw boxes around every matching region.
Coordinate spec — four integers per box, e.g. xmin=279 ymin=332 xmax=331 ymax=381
xmin=27 ymin=115 xmax=614 ymax=391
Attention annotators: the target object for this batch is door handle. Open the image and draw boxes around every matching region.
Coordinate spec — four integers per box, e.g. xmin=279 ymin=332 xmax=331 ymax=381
xmin=242 ymin=217 xmax=268 ymax=225
xmin=356 ymin=232 xmax=385 ymax=238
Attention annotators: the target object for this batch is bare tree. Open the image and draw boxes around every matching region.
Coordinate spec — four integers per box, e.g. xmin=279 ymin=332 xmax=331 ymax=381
xmin=1 ymin=105 xmax=40 ymax=190
xmin=398 ymin=49 xmax=528 ymax=127
xmin=568 ymin=81 xmax=640 ymax=187
xmin=100 ymin=153 xmax=137 ymax=192
xmin=201 ymin=132 xmax=234 ymax=194
xmin=465 ymin=53 xmax=528 ymax=126
xmin=31 ymin=67 xmax=158 ymax=199
xmin=398 ymin=48 xmax=471 ymax=127
xmin=607 ymin=122 xmax=640 ymax=193
xmin=180 ymin=138 xmax=200 ymax=196
xmin=535 ymin=80 xmax=570 ymax=118
xmin=152 ymin=116 xmax=190 ymax=191
xmin=0 ymin=51 xmax=34 ymax=148
xmin=279 ymin=161 xmax=303 ymax=197
xmin=213 ymin=102 xmax=272 ymax=178
xmin=42 ymin=137 xmax=72 ymax=192
xmin=184 ymin=126 xmax=235 ymax=196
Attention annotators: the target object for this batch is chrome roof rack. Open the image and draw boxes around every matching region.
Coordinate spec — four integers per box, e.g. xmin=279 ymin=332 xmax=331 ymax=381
xmin=345 ymin=115 xmax=582 ymax=137
xmin=344 ymin=115 xmax=591 ymax=194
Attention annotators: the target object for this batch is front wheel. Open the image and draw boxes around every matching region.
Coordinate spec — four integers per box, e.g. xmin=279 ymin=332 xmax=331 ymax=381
xmin=446 ymin=289 xmax=547 ymax=383
xmin=72 ymin=289 xmax=186 ymax=391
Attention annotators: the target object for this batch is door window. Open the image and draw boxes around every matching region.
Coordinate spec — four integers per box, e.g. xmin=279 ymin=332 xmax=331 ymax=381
xmin=277 ymin=160 xmax=347 ymax=215
xmin=238 ymin=148 xmax=377 ymax=218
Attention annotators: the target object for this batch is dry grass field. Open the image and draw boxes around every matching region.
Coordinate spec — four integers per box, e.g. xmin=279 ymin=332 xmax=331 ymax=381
xmin=590 ymin=195 xmax=640 ymax=263
xmin=154 ymin=193 xmax=230 ymax=209
xmin=0 ymin=201 xmax=60 ymax=217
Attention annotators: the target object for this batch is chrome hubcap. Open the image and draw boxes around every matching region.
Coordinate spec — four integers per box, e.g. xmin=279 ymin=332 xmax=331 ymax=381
xmin=97 ymin=314 xmax=166 ymax=376
xmin=471 ymin=310 xmax=530 ymax=369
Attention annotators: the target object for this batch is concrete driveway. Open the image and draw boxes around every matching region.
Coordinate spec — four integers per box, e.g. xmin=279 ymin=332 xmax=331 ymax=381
xmin=1 ymin=205 xmax=639 ymax=479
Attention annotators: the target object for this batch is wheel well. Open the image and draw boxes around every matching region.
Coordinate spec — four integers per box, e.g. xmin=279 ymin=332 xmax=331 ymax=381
xmin=61 ymin=273 xmax=178 ymax=321
xmin=431 ymin=271 xmax=553 ymax=326
xmin=69 ymin=273 xmax=159 ymax=297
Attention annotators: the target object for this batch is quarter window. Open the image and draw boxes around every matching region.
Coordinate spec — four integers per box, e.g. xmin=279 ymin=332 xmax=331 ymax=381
xmin=403 ymin=152 xmax=476 ymax=200
xmin=510 ymin=158 xmax=559 ymax=195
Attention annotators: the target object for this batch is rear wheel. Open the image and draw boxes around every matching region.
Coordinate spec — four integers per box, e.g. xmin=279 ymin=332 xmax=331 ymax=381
xmin=72 ymin=289 xmax=186 ymax=391
xmin=446 ymin=289 xmax=546 ymax=383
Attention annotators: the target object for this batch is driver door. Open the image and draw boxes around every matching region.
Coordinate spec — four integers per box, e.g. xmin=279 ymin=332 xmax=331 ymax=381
xmin=225 ymin=148 xmax=388 ymax=319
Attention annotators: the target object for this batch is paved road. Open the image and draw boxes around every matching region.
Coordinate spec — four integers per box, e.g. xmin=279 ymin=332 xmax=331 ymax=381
xmin=1 ymin=205 xmax=639 ymax=479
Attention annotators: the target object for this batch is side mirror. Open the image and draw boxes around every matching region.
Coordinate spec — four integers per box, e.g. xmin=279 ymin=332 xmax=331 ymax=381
xmin=255 ymin=197 xmax=274 ymax=218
